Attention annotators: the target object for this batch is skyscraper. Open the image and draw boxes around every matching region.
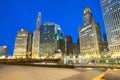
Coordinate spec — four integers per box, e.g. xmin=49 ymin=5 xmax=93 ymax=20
xmin=72 ymin=42 xmax=80 ymax=58
xmin=100 ymin=0 xmax=120 ymax=57
xmin=0 ymin=46 xmax=8 ymax=58
xmin=40 ymin=22 xmax=63 ymax=58
xmin=32 ymin=12 xmax=41 ymax=59
xmin=14 ymin=29 xmax=32 ymax=59
xmin=79 ymin=7 xmax=102 ymax=57
xmin=56 ymin=35 xmax=73 ymax=58
xmin=64 ymin=35 xmax=73 ymax=57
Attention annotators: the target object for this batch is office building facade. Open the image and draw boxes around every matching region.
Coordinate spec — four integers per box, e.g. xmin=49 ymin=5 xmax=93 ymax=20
xmin=79 ymin=7 xmax=102 ymax=57
xmin=72 ymin=43 xmax=80 ymax=58
xmin=0 ymin=46 xmax=8 ymax=58
xmin=14 ymin=29 xmax=32 ymax=59
xmin=64 ymin=35 xmax=73 ymax=57
xmin=40 ymin=22 xmax=63 ymax=58
xmin=100 ymin=0 xmax=120 ymax=56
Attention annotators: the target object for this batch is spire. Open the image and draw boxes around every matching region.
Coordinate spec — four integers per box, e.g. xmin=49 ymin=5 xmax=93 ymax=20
xmin=36 ymin=12 xmax=41 ymax=30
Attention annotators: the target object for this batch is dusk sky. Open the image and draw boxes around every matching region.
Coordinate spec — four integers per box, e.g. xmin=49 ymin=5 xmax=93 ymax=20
xmin=0 ymin=0 xmax=106 ymax=55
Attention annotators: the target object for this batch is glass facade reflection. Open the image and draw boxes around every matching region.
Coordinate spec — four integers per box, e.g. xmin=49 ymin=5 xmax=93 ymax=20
xmin=40 ymin=22 xmax=63 ymax=58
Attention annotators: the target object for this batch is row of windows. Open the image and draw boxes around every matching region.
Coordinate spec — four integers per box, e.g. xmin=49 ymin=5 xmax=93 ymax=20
xmin=107 ymin=30 xmax=120 ymax=42
xmin=109 ymin=0 xmax=119 ymax=5
xmin=104 ymin=14 xmax=114 ymax=28
xmin=114 ymin=20 xmax=120 ymax=25
xmin=101 ymin=0 xmax=108 ymax=5
xmin=101 ymin=0 xmax=119 ymax=12
xmin=112 ymin=9 xmax=120 ymax=20
xmin=81 ymin=50 xmax=98 ymax=54
xmin=111 ymin=3 xmax=120 ymax=12
xmin=110 ymin=45 xmax=120 ymax=50
xmin=110 ymin=47 xmax=120 ymax=53
xmin=81 ymin=44 xmax=95 ymax=49
xmin=17 ymin=33 xmax=28 ymax=37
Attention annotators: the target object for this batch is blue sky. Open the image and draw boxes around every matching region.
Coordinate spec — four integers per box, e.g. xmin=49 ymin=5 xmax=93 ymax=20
xmin=0 ymin=0 xmax=106 ymax=55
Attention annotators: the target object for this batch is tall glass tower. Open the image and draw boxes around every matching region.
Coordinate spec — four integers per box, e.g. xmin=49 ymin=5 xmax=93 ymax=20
xmin=100 ymin=0 xmax=120 ymax=57
xmin=40 ymin=22 xmax=63 ymax=58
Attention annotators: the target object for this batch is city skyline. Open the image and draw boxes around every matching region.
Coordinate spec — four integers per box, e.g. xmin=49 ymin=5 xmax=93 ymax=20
xmin=0 ymin=0 xmax=105 ymax=55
